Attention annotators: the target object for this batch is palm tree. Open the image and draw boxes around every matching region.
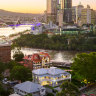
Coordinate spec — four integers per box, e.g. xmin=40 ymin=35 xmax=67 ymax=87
xmin=56 ymin=81 xmax=80 ymax=96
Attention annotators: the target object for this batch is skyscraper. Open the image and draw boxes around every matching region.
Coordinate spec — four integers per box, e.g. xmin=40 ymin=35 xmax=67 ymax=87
xmin=72 ymin=3 xmax=96 ymax=25
xmin=46 ymin=0 xmax=58 ymax=23
xmin=62 ymin=0 xmax=72 ymax=23
xmin=57 ymin=0 xmax=72 ymax=26
xmin=47 ymin=0 xmax=53 ymax=14
xmin=46 ymin=0 xmax=72 ymax=24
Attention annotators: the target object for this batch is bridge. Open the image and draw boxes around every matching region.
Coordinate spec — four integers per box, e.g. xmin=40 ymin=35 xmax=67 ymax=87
xmin=0 ymin=18 xmax=21 ymax=29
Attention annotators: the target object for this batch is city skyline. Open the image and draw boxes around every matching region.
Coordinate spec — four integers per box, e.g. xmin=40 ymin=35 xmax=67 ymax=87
xmin=0 ymin=0 xmax=96 ymax=14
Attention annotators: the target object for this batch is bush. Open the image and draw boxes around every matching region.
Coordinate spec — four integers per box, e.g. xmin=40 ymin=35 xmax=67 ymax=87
xmin=46 ymin=93 xmax=54 ymax=96
xmin=13 ymin=51 xmax=24 ymax=62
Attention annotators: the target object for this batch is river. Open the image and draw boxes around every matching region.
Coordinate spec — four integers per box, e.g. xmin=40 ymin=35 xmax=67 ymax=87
xmin=12 ymin=48 xmax=81 ymax=63
xmin=0 ymin=25 xmax=80 ymax=62
xmin=0 ymin=25 xmax=32 ymax=37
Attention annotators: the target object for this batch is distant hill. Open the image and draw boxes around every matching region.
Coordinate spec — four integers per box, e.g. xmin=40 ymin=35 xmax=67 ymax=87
xmin=0 ymin=9 xmax=41 ymax=17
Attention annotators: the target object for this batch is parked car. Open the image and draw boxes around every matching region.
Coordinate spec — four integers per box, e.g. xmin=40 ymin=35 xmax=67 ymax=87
xmin=2 ymin=78 xmax=8 ymax=84
xmin=8 ymin=81 xmax=19 ymax=87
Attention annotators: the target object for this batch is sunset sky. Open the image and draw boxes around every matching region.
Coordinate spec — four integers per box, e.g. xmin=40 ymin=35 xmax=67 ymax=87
xmin=0 ymin=0 xmax=96 ymax=14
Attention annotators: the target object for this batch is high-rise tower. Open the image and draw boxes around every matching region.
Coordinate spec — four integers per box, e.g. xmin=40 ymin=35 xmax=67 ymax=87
xmin=60 ymin=0 xmax=72 ymax=23
xmin=46 ymin=0 xmax=58 ymax=23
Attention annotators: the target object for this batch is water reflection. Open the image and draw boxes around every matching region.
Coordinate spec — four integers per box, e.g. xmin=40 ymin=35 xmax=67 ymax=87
xmin=0 ymin=25 xmax=32 ymax=37
xmin=0 ymin=25 xmax=80 ymax=62
xmin=15 ymin=48 xmax=80 ymax=62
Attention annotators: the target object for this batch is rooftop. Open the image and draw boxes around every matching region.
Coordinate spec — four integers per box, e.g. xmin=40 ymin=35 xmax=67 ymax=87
xmin=14 ymin=81 xmax=43 ymax=93
xmin=9 ymin=94 xmax=20 ymax=96
xmin=23 ymin=54 xmax=41 ymax=62
xmin=32 ymin=67 xmax=70 ymax=76
xmin=23 ymin=52 xmax=50 ymax=62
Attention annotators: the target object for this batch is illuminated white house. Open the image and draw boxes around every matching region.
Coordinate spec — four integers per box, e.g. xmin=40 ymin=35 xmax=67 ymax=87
xmin=14 ymin=81 xmax=46 ymax=96
xmin=32 ymin=67 xmax=71 ymax=87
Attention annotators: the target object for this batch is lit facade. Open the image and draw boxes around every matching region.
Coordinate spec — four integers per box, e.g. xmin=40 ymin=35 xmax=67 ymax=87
xmin=46 ymin=0 xmax=58 ymax=23
xmin=81 ymin=8 xmax=91 ymax=25
xmin=32 ymin=67 xmax=71 ymax=87
xmin=46 ymin=0 xmax=72 ymax=24
xmin=72 ymin=3 xmax=96 ymax=25
xmin=57 ymin=0 xmax=72 ymax=26
xmin=61 ymin=0 xmax=72 ymax=23
xmin=80 ymin=8 xmax=96 ymax=25
xmin=57 ymin=10 xmax=63 ymax=27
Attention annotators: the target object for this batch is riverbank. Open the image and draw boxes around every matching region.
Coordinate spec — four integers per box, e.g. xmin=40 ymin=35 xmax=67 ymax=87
xmin=13 ymin=34 xmax=96 ymax=51
xmin=9 ymin=29 xmax=30 ymax=37
xmin=0 ymin=25 xmax=31 ymax=37
xmin=21 ymin=46 xmax=92 ymax=53
xmin=11 ymin=47 xmax=78 ymax=62
xmin=8 ymin=30 xmax=30 ymax=41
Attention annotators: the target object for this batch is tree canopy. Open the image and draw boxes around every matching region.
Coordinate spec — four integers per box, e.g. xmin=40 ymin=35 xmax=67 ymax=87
xmin=71 ymin=52 xmax=96 ymax=83
xmin=13 ymin=34 xmax=96 ymax=51
xmin=0 ymin=83 xmax=10 ymax=96
xmin=47 ymin=93 xmax=54 ymax=96
xmin=10 ymin=66 xmax=32 ymax=82
xmin=0 ymin=62 xmax=6 ymax=74
xmin=13 ymin=51 xmax=24 ymax=62
xmin=56 ymin=81 xmax=80 ymax=96
xmin=25 ymin=93 xmax=32 ymax=96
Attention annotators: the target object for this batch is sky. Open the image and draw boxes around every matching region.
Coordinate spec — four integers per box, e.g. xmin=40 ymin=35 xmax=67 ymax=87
xmin=0 ymin=0 xmax=96 ymax=14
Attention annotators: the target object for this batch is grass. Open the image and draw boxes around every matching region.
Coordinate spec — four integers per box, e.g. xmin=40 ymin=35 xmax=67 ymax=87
xmin=57 ymin=67 xmax=71 ymax=70
xmin=44 ymin=85 xmax=59 ymax=89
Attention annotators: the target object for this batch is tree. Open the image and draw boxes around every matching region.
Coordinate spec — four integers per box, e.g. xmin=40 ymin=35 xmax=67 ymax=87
xmin=56 ymin=81 xmax=80 ymax=96
xmin=11 ymin=42 xmax=19 ymax=50
xmin=47 ymin=93 xmax=54 ymax=96
xmin=25 ymin=93 xmax=32 ymax=96
xmin=71 ymin=52 xmax=96 ymax=83
xmin=13 ymin=33 xmax=96 ymax=51
xmin=13 ymin=51 xmax=24 ymax=62
xmin=6 ymin=60 xmax=20 ymax=70
xmin=10 ymin=66 xmax=32 ymax=82
xmin=0 ymin=74 xmax=3 ymax=81
xmin=0 ymin=62 xmax=6 ymax=74
xmin=0 ymin=84 xmax=10 ymax=96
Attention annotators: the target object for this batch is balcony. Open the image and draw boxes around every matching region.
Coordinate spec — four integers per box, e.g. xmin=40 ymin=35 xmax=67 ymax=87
xmin=39 ymin=77 xmax=71 ymax=83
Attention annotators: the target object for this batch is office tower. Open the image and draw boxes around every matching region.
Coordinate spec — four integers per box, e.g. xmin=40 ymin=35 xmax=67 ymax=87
xmin=57 ymin=10 xmax=63 ymax=27
xmin=57 ymin=0 xmax=72 ymax=25
xmin=59 ymin=0 xmax=64 ymax=9
xmin=72 ymin=3 xmax=96 ymax=26
xmin=58 ymin=0 xmax=72 ymax=23
xmin=63 ymin=0 xmax=72 ymax=23
xmin=47 ymin=0 xmax=53 ymax=14
xmin=46 ymin=0 xmax=58 ymax=23
xmin=81 ymin=6 xmax=96 ymax=25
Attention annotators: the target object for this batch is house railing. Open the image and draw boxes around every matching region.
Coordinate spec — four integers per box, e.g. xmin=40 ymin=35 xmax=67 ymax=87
xmin=39 ymin=77 xmax=71 ymax=82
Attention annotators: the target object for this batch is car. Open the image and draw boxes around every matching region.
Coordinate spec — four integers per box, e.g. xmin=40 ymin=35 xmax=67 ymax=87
xmin=8 ymin=81 xmax=19 ymax=87
xmin=2 ymin=78 xmax=8 ymax=84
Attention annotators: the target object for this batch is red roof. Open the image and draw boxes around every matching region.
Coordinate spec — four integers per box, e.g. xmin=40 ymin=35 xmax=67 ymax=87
xmin=23 ymin=56 xmax=29 ymax=60
xmin=39 ymin=52 xmax=50 ymax=58
xmin=23 ymin=52 xmax=50 ymax=63
xmin=19 ymin=61 xmax=24 ymax=64
xmin=24 ymin=64 xmax=28 ymax=67
xmin=23 ymin=54 xmax=42 ymax=63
